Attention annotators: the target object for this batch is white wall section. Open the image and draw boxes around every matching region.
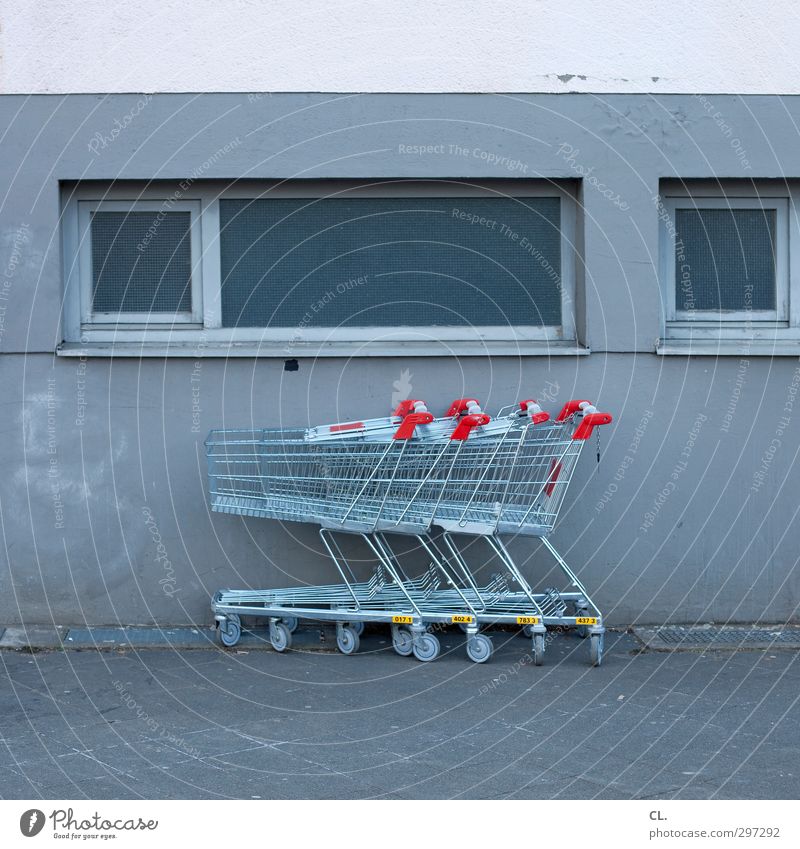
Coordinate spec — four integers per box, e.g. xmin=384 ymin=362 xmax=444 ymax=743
xmin=1 ymin=0 xmax=799 ymax=94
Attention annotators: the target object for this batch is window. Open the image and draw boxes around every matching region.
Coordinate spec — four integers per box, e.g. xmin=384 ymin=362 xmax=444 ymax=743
xmin=658 ymin=183 xmax=800 ymax=353
xmin=61 ymin=181 xmax=580 ymax=355
xmin=219 ymin=196 xmax=563 ymax=329
xmin=74 ymin=200 xmax=202 ymax=325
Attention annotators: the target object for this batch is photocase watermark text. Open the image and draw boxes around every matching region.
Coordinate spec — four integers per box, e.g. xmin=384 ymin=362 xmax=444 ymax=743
xmin=87 ymin=94 xmax=153 ymax=156
xmin=556 ymin=144 xmax=629 ymax=210
xmin=141 ymin=506 xmax=179 ymax=596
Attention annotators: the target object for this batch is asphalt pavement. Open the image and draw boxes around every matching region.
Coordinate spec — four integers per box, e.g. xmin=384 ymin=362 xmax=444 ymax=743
xmin=1 ymin=627 xmax=797 ymax=799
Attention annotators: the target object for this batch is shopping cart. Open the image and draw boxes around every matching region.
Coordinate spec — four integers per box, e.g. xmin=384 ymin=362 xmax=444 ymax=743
xmin=208 ymin=399 xmax=492 ymax=661
xmin=208 ymin=397 xmax=611 ymax=665
xmin=412 ymin=399 xmax=613 ymax=665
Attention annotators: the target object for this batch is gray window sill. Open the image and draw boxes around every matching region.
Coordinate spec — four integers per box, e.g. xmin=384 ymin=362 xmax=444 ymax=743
xmin=657 ymin=338 xmax=800 ymax=356
xmin=57 ymin=340 xmax=590 ymax=358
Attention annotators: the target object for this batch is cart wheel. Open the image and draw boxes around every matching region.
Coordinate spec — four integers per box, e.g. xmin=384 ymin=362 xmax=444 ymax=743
xmin=589 ymin=632 xmax=604 ymax=667
xmin=270 ymin=621 xmax=292 ymax=653
xmin=392 ymin=627 xmax=414 ymax=657
xmin=466 ymin=633 xmax=493 ymax=664
xmin=523 ymin=624 xmax=535 ymax=638
xmin=337 ymin=625 xmax=360 ymax=656
xmin=219 ymin=615 xmax=241 ymax=648
xmin=352 ymin=621 xmax=365 ymax=637
xmin=412 ymin=633 xmax=441 ymax=662
xmin=282 ymin=616 xmax=299 ymax=634
xmin=532 ymin=632 xmax=545 ymax=666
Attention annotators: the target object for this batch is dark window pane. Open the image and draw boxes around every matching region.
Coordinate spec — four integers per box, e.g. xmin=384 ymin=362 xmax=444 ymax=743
xmin=675 ymin=208 xmax=776 ymax=312
xmin=91 ymin=211 xmax=192 ymax=313
xmin=219 ymin=197 xmax=562 ymax=328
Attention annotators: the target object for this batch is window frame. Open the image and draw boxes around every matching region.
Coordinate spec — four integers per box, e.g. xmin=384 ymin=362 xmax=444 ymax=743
xmin=664 ymin=196 xmax=788 ymax=323
xmin=61 ymin=180 xmax=581 ymax=355
xmin=67 ymin=199 xmax=203 ymax=333
xmin=658 ymin=181 xmax=800 ymax=352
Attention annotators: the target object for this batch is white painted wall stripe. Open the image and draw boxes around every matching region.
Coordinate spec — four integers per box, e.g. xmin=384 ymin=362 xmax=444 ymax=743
xmin=1 ymin=0 xmax=799 ymax=94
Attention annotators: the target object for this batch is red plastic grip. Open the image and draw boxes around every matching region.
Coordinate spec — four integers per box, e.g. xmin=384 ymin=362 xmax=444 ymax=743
xmin=330 ymin=421 xmax=365 ymax=433
xmin=556 ymin=400 xmax=592 ymax=421
xmin=450 ymin=413 xmax=491 ymax=440
xmin=519 ymin=400 xmax=550 ymax=424
xmin=392 ymin=412 xmax=435 ymax=440
xmin=572 ymin=412 xmax=613 ymax=440
xmin=393 ymin=399 xmax=426 ymax=417
xmin=445 ymin=398 xmax=480 ymax=417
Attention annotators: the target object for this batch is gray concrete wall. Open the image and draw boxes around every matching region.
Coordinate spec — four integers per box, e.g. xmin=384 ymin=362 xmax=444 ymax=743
xmin=1 ymin=93 xmax=799 ymax=626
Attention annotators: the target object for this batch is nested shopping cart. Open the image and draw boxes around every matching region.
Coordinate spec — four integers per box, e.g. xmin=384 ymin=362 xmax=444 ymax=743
xmin=410 ymin=399 xmax=613 ymax=665
xmin=207 ymin=396 xmax=612 ymax=665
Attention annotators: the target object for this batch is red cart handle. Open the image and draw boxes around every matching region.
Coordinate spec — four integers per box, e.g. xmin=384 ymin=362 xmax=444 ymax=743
xmin=393 ymin=399 xmax=428 ymax=417
xmin=572 ymin=412 xmax=613 ymax=440
xmin=393 ymin=412 xmax=435 ymax=440
xmin=556 ymin=400 xmax=593 ymax=421
xmin=450 ymin=413 xmax=491 ymax=440
xmin=445 ymin=398 xmax=481 ymax=417
xmin=518 ymin=399 xmax=550 ymax=424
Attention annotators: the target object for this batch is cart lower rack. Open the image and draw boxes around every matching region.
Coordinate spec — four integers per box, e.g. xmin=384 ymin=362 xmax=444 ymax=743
xmin=207 ymin=398 xmax=612 ymax=665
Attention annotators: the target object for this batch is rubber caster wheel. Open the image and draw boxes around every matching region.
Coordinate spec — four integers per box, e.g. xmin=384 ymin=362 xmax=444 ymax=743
xmin=589 ymin=632 xmax=604 ymax=667
xmin=270 ymin=621 xmax=292 ymax=653
xmin=352 ymin=621 xmax=365 ymax=637
xmin=219 ymin=614 xmax=241 ymax=647
xmin=523 ymin=624 xmax=535 ymax=638
xmin=532 ymin=632 xmax=545 ymax=666
xmin=337 ymin=625 xmax=360 ymax=655
xmin=392 ymin=626 xmax=414 ymax=656
xmin=466 ymin=633 xmax=493 ymax=663
xmin=412 ymin=633 xmax=441 ymax=662
xmin=282 ymin=616 xmax=299 ymax=634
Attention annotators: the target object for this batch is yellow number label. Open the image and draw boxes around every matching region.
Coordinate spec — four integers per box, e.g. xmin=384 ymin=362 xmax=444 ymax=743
xmin=575 ymin=617 xmax=597 ymax=625
xmin=452 ymin=615 xmax=474 ymax=624
xmin=392 ymin=615 xmax=413 ymax=624
xmin=516 ymin=616 xmax=540 ymax=625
